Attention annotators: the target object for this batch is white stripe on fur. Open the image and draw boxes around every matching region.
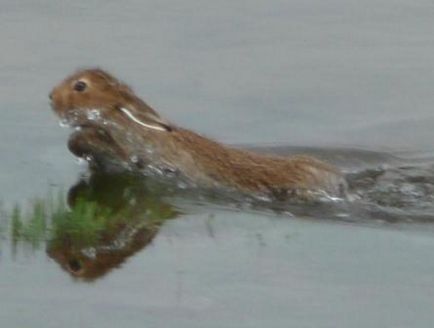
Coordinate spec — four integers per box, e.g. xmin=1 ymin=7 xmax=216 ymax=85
xmin=119 ymin=107 xmax=166 ymax=132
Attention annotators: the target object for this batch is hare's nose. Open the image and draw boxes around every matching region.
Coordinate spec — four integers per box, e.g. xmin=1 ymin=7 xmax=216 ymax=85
xmin=49 ymin=91 xmax=53 ymax=100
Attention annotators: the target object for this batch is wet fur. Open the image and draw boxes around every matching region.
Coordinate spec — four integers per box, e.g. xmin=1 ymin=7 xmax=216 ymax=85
xmin=50 ymin=68 xmax=347 ymax=198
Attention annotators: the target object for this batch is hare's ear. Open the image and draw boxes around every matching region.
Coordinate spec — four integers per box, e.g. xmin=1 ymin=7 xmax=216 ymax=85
xmin=117 ymin=106 xmax=173 ymax=132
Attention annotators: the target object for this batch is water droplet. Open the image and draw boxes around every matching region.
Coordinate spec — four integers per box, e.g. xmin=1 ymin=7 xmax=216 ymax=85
xmin=145 ymin=146 xmax=154 ymax=155
xmin=81 ymin=247 xmax=97 ymax=259
xmin=76 ymin=158 xmax=87 ymax=165
xmin=87 ymin=109 xmax=101 ymax=121
xmin=130 ymin=155 xmax=139 ymax=163
xmin=59 ymin=118 xmax=70 ymax=128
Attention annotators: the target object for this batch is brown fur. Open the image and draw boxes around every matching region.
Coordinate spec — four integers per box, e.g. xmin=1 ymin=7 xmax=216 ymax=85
xmin=50 ymin=68 xmax=346 ymax=198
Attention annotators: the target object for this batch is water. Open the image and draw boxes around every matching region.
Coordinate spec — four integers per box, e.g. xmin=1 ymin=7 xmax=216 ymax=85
xmin=1 ymin=1 xmax=434 ymax=327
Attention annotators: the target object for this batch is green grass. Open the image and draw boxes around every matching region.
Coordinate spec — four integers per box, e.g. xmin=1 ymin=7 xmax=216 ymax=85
xmin=11 ymin=200 xmax=48 ymax=249
xmin=4 ymin=184 xmax=178 ymax=252
xmin=1 ymin=172 xmax=181 ymax=256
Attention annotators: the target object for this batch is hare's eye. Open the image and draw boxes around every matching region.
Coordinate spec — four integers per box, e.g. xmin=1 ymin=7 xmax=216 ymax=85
xmin=73 ymin=80 xmax=87 ymax=92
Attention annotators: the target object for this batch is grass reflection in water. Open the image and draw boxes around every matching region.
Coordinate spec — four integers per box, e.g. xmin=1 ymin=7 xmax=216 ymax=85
xmin=7 ymin=173 xmax=179 ymax=281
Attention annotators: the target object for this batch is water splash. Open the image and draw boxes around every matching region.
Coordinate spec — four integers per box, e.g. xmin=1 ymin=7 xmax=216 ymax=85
xmin=129 ymin=155 xmax=139 ymax=164
xmin=59 ymin=118 xmax=71 ymax=128
xmin=346 ymin=163 xmax=434 ymax=222
xmin=177 ymin=181 xmax=188 ymax=189
xmin=76 ymin=158 xmax=88 ymax=166
xmin=86 ymin=109 xmax=101 ymax=121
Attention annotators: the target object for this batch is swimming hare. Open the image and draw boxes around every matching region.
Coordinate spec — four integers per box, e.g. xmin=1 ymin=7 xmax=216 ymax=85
xmin=50 ymin=68 xmax=347 ymax=200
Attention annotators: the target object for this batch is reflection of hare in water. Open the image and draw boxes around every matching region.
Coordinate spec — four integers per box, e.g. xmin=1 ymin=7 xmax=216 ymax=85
xmin=47 ymin=170 xmax=178 ymax=281
xmin=50 ymin=68 xmax=347 ymax=200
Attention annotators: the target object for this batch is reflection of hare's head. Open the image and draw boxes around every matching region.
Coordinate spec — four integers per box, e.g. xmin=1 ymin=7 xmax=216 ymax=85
xmin=47 ymin=227 xmax=159 ymax=282
xmin=46 ymin=173 xmax=178 ymax=281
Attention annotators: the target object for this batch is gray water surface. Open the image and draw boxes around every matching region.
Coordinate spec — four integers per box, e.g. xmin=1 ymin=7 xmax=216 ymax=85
xmin=1 ymin=1 xmax=434 ymax=327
